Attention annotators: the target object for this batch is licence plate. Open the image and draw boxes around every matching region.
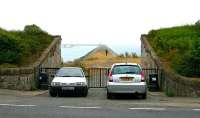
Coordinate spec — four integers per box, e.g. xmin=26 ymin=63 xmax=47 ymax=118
xmin=62 ymin=87 xmax=74 ymax=90
xmin=120 ymin=77 xmax=133 ymax=81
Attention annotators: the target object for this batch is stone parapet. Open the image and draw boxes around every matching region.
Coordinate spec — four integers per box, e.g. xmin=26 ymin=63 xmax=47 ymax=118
xmin=141 ymin=35 xmax=200 ymax=97
xmin=0 ymin=36 xmax=62 ymax=90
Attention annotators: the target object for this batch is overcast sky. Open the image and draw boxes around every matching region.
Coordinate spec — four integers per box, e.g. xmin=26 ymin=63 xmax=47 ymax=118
xmin=0 ymin=0 xmax=199 ymax=61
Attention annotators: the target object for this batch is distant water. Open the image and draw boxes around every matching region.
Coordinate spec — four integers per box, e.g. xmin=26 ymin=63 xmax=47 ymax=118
xmin=61 ymin=44 xmax=141 ymax=62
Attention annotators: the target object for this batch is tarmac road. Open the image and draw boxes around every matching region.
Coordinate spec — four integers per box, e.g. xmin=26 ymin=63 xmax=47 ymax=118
xmin=0 ymin=88 xmax=200 ymax=118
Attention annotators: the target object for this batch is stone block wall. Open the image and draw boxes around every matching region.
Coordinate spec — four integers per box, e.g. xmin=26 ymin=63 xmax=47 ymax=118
xmin=141 ymin=35 xmax=164 ymax=90
xmin=0 ymin=36 xmax=62 ymax=90
xmin=37 ymin=36 xmax=62 ymax=68
xmin=141 ymin=35 xmax=163 ymax=69
xmin=0 ymin=68 xmax=35 ymax=90
xmin=164 ymin=69 xmax=200 ymax=97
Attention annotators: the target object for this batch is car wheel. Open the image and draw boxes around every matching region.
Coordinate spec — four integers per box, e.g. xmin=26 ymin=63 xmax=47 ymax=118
xmin=82 ymin=87 xmax=88 ymax=97
xmin=58 ymin=92 xmax=63 ymax=97
xmin=107 ymin=92 xmax=112 ymax=99
xmin=49 ymin=90 xmax=57 ymax=97
xmin=141 ymin=92 xmax=147 ymax=99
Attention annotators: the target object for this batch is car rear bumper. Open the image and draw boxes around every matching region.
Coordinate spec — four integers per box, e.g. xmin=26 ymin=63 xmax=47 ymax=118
xmin=107 ymin=82 xmax=147 ymax=94
xmin=49 ymin=85 xmax=88 ymax=93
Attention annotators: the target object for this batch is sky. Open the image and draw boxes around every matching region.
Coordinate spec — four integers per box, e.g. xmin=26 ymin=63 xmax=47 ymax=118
xmin=0 ymin=0 xmax=200 ymax=62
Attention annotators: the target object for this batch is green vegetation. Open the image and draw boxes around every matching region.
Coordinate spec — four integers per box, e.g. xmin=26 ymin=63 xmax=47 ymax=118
xmin=118 ymin=52 xmax=138 ymax=58
xmin=0 ymin=24 xmax=53 ymax=66
xmin=147 ymin=23 xmax=200 ymax=77
xmin=165 ymin=87 xmax=175 ymax=97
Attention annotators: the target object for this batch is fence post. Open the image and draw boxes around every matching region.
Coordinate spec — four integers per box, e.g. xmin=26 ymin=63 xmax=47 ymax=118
xmin=88 ymin=69 xmax=90 ymax=88
xmin=99 ymin=68 xmax=102 ymax=87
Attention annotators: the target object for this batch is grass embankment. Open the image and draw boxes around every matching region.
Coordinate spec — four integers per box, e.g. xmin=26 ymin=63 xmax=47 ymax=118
xmin=146 ymin=23 xmax=200 ymax=77
xmin=0 ymin=25 xmax=53 ymax=67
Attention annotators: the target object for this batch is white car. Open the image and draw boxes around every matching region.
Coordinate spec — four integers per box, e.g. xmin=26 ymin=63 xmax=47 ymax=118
xmin=49 ymin=67 xmax=88 ymax=97
xmin=107 ymin=63 xmax=147 ymax=99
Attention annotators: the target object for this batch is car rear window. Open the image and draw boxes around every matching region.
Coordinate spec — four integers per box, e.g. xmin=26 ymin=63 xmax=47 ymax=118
xmin=112 ymin=65 xmax=141 ymax=75
xmin=56 ymin=68 xmax=84 ymax=77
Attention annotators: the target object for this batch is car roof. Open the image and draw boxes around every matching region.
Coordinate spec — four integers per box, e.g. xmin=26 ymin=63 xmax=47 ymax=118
xmin=112 ymin=63 xmax=139 ymax=66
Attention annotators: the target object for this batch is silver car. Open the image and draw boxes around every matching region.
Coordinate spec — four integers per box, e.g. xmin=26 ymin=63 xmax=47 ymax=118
xmin=106 ymin=63 xmax=147 ymax=99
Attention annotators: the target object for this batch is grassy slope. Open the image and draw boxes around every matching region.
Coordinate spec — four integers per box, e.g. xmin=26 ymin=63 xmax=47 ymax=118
xmin=146 ymin=24 xmax=200 ymax=77
xmin=0 ymin=25 xmax=53 ymax=67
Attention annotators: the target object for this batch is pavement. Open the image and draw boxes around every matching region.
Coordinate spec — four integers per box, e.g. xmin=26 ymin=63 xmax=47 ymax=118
xmin=0 ymin=89 xmax=47 ymax=97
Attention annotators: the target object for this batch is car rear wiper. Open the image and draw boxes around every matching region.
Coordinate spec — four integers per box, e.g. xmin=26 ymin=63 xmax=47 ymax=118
xmin=125 ymin=72 xmax=136 ymax=74
xmin=73 ymin=76 xmax=83 ymax=77
xmin=59 ymin=75 xmax=73 ymax=77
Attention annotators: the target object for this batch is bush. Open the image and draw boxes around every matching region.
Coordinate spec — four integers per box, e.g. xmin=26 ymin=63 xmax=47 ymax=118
xmin=118 ymin=52 xmax=138 ymax=58
xmin=147 ymin=23 xmax=200 ymax=77
xmin=0 ymin=25 xmax=52 ymax=66
xmin=0 ymin=30 xmax=22 ymax=64
xmin=24 ymin=24 xmax=45 ymax=34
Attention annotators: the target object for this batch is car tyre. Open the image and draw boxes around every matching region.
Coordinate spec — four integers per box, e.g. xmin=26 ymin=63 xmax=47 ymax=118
xmin=107 ymin=92 xmax=113 ymax=99
xmin=82 ymin=87 xmax=88 ymax=97
xmin=49 ymin=90 xmax=57 ymax=97
xmin=141 ymin=92 xmax=147 ymax=99
xmin=58 ymin=92 xmax=63 ymax=97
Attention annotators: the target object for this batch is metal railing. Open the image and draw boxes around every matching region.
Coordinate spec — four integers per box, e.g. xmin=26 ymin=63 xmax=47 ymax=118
xmin=38 ymin=67 xmax=164 ymax=90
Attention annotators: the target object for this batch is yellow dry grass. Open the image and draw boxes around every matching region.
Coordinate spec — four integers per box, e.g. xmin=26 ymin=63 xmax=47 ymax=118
xmin=64 ymin=50 xmax=140 ymax=68
xmin=82 ymin=56 xmax=140 ymax=68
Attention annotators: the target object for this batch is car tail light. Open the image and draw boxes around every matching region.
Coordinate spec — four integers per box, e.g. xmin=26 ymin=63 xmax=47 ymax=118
xmin=141 ymin=71 xmax=145 ymax=82
xmin=108 ymin=72 xmax=113 ymax=82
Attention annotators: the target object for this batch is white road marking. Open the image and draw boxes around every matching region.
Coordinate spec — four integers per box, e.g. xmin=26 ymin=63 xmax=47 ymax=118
xmin=59 ymin=106 xmax=102 ymax=109
xmin=192 ymin=109 xmax=200 ymax=111
xmin=0 ymin=104 xmax=36 ymax=107
xmin=128 ymin=107 xmax=166 ymax=111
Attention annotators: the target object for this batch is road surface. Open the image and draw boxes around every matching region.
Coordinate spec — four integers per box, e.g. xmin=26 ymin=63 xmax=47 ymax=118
xmin=0 ymin=88 xmax=200 ymax=118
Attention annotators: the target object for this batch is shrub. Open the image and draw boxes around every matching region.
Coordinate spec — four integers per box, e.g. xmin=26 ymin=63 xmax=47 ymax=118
xmin=147 ymin=24 xmax=200 ymax=77
xmin=0 ymin=25 xmax=52 ymax=66
xmin=0 ymin=30 xmax=22 ymax=64
xmin=24 ymin=24 xmax=45 ymax=34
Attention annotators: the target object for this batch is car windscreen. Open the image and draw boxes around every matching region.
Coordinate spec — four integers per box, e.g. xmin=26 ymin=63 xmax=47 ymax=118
xmin=112 ymin=65 xmax=141 ymax=75
xmin=56 ymin=68 xmax=84 ymax=77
